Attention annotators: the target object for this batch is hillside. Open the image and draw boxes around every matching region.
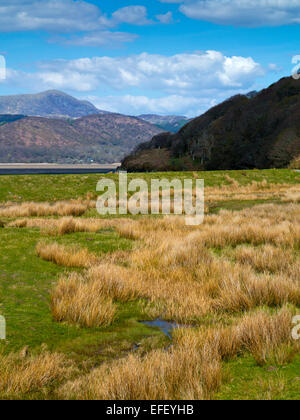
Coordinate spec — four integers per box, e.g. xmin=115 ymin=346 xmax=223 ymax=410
xmin=138 ymin=114 xmax=190 ymax=133
xmin=0 ymin=90 xmax=107 ymax=119
xmin=122 ymin=77 xmax=300 ymax=171
xmin=0 ymin=113 xmax=162 ymax=164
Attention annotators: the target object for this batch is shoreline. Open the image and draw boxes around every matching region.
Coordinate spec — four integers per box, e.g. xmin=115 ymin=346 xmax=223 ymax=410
xmin=0 ymin=163 xmax=120 ymax=175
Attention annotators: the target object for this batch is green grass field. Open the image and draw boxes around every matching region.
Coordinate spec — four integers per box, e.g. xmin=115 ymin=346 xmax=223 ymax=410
xmin=0 ymin=169 xmax=299 ymax=400
xmin=0 ymin=169 xmax=299 ymax=203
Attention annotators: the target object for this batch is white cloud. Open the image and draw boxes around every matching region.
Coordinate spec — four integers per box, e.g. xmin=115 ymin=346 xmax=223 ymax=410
xmin=0 ymin=1 xmax=156 ymax=47
xmin=0 ymin=1 xmax=173 ymax=46
xmin=0 ymin=55 xmax=6 ymax=80
xmin=156 ymin=11 xmax=173 ymax=24
xmin=0 ymin=0 xmax=110 ymax=32
xmin=88 ymin=94 xmax=221 ymax=117
xmin=112 ymin=6 xmax=153 ymax=26
xmin=24 ymin=51 xmax=264 ymax=93
xmin=161 ymin=0 xmax=300 ymax=27
xmin=51 ymin=31 xmax=138 ymax=48
xmin=268 ymin=63 xmax=282 ymax=72
xmin=0 ymin=1 xmax=162 ymax=33
xmin=3 ymin=67 xmax=98 ymax=91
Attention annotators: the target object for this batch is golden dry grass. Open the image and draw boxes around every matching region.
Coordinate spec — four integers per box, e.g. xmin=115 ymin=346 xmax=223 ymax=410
xmin=0 ymin=200 xmax=93 ymax=218
xmin=50 ymin=264 xmax=139 ymax=328
xmin=46 ymin=203 xmax=300 ymax=324
xmin=205 ymin=178 xmax=300 ymax=204
xmin=59 ymin=335 xmax=222 ymax=400
xmin=9 ymin=185 xmax=300 ymax=399
xmin=84 ymin=265 xmax=140 ymax=302
xmin=51 ymin=273 xmax=116 ymax=328
xmin=113 ymin=207 xmax=300 ymax=320
xmin=9 ymin=217 xmax=116 ymax=235
xmin=174 ymin=307 xmax=298 ymax=366
xmin=0 ymin=349 xmax=76 ymax=398
xmin=235 ymin=308 xmax=297 ymax=366
xmin=232 ymin=244 xmax=295 ymax=273
xmin=110 ymin=177 xmax=300 ymax=207
xmin=36 ymin=242 xmax=98 ymax=268
xmin=59 ymin=308 xmax=298 ymax=400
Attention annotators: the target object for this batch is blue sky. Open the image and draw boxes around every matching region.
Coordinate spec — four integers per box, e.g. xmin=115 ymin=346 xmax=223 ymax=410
xmin=0 ymin=0 xmax=299 ymax=116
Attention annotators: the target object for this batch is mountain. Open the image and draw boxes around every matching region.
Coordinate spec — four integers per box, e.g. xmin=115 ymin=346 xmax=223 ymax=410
xmin=122 ymin=77 xmax=300 ymax=172
xmin=0 ymin=113 xmax=163 ymax=164
xmin=0 ymin=90 xmax=108 ymax=119
xmin=138 ymin=114 xmax=190 ymax=133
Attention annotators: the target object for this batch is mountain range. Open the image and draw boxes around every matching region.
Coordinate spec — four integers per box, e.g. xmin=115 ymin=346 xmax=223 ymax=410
xmin=0 ymin=113 xmax=162 ymax=164
xmin=0 ymin=90 xmax=190 ymax=163
xmin=122 ymin=77 xmax=300 ymax=171
xmin=0 ymin=90 xmax=189 ymax=133
xmin=2 ymin=79 xmax=300 ymax=169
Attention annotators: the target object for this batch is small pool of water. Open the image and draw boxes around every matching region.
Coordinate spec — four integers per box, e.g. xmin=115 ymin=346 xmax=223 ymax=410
xmin=141 ymin=319 xmax=182 ymax=339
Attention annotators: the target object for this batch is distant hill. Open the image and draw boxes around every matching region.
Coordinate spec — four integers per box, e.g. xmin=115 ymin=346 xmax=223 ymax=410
xmin=0 ymin=90 xmax=108 ymax=119
xmin=122 ymin=77 xmax=300 ymax=171
xmin=0 ymin=113 xmax=162 ymax=164
xmin=138 ymin=114 xmax=190 ymax=133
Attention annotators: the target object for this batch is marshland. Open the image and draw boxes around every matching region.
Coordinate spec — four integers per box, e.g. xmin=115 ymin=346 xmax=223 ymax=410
xmin=0 ymin=169 xmax=299 ymax=400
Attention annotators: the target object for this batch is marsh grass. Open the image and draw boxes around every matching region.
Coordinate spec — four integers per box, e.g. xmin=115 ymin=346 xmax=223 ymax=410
xmin=46 ymin=203 xmax=300 ymax=324
xmin=0 ymin=200 xmax=94 ymax=218
xmin=0 ymin=349 xmax=76 ymax=398
xmin=59 ymin=337 xmax=222 ymax=400
xmin=59 ymin=308 xmax=297 ymax=400
xmin=232 ymin=244 xmax=295 ymax=273
xmin=51 ymin=273 xmax=116 ymax=328
xmin=174 ymin=307 xmax=299 ymax=368
xmin=9 ymin=216 xmax=116 ymax=235
xmin=36 ymin=242 xmax=98 ymax=268
xmin=1 ymin=172 xmax=300 ymax=400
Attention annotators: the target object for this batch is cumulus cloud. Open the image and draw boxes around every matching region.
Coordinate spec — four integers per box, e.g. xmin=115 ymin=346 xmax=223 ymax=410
xmin=156 ymin=11 xmax=173 ymax=24
xmin=3 ymin=67 xmax=98 ymax=91
xmin=0 ymin=0 xmax=111 ymax=32
xmin=161 ymin=0 xmax=300 ymax=27
xmin=86 ymin=94 xmax=217 ymax=117
xmin=0 ymin=1 xmax=167 ymax=32
xmin=112 ymin=6 xmax=153 ymax=26
xmin=24 ymin=51 xmax=264 ymax=93
xmin=0 ymin=1 xmax=175 ymax=47
xmin=0 ymin=1 xmax=158 ymax=47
